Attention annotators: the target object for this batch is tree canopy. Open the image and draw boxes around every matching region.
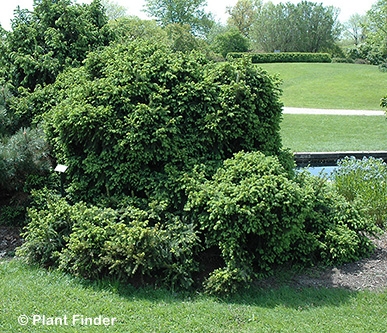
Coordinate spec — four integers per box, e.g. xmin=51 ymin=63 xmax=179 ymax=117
xmin=227 ymin=0 xmax=262 ymax=38
xmin=144 ymin=0 xmax=214 ymax=36
xmin=252 ymin=1 xmax=340 ymax=52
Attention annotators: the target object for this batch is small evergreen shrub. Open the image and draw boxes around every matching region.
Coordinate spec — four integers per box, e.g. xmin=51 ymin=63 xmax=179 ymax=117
xmin=186 ymin=151 xmax=308 ymax=293
xmin=17 ymin=192 xmax=76 ymax=267
xmin=18 ymin=191 xmax=200 ymax=289
xmin=59 ymin=206 xmax=199 ymax=289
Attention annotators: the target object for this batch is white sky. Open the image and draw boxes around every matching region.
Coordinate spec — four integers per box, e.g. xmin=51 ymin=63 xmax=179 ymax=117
xmin=0 ymin=0 xmax=377 ymax=31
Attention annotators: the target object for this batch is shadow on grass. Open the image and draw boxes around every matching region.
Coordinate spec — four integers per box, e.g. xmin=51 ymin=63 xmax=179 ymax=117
xmin=1 ymin=259 xmax=364 ymax=311
xmin=79 ymin=269 xmax=359 ymax=311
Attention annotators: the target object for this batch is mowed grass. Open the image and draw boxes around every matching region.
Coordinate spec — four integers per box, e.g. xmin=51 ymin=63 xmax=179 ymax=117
xmin=259 ymin=63 xmax=387 ymax=110
xmin=281 ymin=114 xmax=387 ymax=152
xmin=1 ymin=259 xmax=387 ymax=333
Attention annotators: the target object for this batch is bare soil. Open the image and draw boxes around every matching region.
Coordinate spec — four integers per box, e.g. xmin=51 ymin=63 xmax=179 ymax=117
xmin=1 ymin=226 xmax=386 ymax=292
xmin=0 ymin=226 xmax=23 ymax=258
xmin=291 ymin=233 xmax=387 ymax=291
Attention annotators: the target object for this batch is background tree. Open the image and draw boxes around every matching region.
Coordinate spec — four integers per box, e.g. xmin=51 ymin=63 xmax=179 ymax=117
xmin=144 ymin=0 xmax=214 ymax=36
xmin=252 ymin=2 xmax=290 ymax=52
xmin=226 ymin=0 xmax=262 ymax=38
xmin=165 ymin=23 xmax=205 ymax=52
xmin=108 ymin=16 xmax=168 ymax=44
xmin=252 ymin=1 xmax=340 ymax=52
xmin=211 ymin=26 xmax=250 ymax=58
xmin=101 ymin=0 xmax=127 ymax=20
xmin=365 ymin=0 xmax=387 ymax=59
xmin=343 ymin=14 xmax=368 ymax=46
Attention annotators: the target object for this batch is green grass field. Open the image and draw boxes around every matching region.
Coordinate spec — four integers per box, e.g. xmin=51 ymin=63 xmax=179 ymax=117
xmin=281 ymin=114 xmax=387 ymax=152
xmin=259 ymin=63 xmax=387 ymax=110
xmin=2 ymin=259 xmax=387 ymax=333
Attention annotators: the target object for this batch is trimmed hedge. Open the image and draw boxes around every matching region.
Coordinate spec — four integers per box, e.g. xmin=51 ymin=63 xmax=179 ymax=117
xmin=227 ymin=52 xmax=332 ymax=63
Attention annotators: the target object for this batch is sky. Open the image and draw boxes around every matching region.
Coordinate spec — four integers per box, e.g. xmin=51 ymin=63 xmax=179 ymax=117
xmin=0 ymin=0 xmax=377 ymax=31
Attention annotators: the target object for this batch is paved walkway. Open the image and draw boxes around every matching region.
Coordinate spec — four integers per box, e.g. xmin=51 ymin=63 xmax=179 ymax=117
xmin=283 ymin=107 xmax=385 ymax=116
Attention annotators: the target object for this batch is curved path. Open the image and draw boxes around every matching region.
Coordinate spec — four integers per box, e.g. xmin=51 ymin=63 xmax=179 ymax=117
xmin=283 ymin=107 xmax=385 ymax=116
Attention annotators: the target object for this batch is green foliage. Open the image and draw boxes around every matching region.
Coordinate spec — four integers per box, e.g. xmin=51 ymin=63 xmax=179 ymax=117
xmin=252 ymin=1 xmax=340 ymax=53
xmin=332 ymin=156 xmax=387 ymax=228
xmin=108 ymin=16 xmax=168 ymax=44
xmin=144 ymin=0 xmax=214 ymax=36
xmin=0 ymin=0 xmax=111 ymax=129
xmin=0 ymin=125 xmax=51 ymax=194
xmin=100 ymin=0 xmax=127 ymax=20
xmin=211 ymin=26 xmax=250 ymax=58
xmin=184 ymin=152 xmax=379 ymax=294
xmin=228 ymin=52 xmax=332 ymax=63
xmin=346 ymin=43 xmax=385 ymax=65
xmin=17 ymin=191 xmax=75 ymax=267
xmin=18 ymin=191 xmax=200 ymax=289
xmin=295 ymin=172 xmax=379 ymax=266
xmin=186 ymin=151 xmax=307 ymax=292
xmin=0 ymin=83 xmax=18 ymax=136
xmin=227 ymin=0 xmax=262 ymax=38
xmin=43 ymin=41 xmax=283 ymax=204
xmin=165 ymin=23 xmax=206 ymax=53
xmin=365 ymin=0 xmax=387 ymax=61
xmin=60 ymin=207 xmax=199 ymax=289
xmin=2 ymin=0 xmax=110 ymax=92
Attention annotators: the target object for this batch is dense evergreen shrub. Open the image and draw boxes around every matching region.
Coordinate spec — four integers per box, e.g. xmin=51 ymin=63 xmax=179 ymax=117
xmin=43 ymin=41 xmax=283 ymax=205
xmin=18 ymin=190 xmax=200 ymax=288
xmin=184 ymin=152 xmax=378 ymax=293
xmin=17 ymin=41 xmax=380 ymax=294
xmin=185 ymin=151 xmax=307 ymax=293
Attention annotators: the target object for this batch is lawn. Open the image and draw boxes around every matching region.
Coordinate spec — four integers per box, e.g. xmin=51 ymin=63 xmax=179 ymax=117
xmin=259 ymin=63 xmax=387 ymax=110
xmin=281 ymin=114 xmax=387 ymax=152
xmin=1 ymin=259 xmax=387 ymax=333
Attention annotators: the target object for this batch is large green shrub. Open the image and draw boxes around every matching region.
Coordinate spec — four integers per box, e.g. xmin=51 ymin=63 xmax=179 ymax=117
xmin=43 ymin=41 xmax=283 ymax=205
